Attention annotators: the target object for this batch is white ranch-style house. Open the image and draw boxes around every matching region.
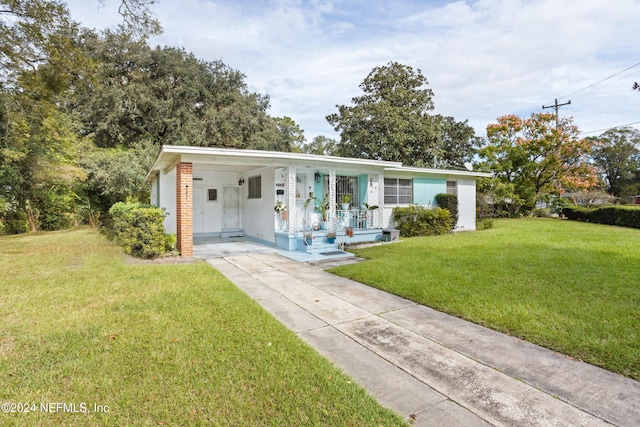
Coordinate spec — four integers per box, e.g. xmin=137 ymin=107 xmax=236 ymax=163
xmin=145 ymin=145 xmax=491 ymax=256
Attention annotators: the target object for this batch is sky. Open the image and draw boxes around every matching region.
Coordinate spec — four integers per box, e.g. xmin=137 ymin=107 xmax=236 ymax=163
xmin=65 ymin=0 xmax=640 ymax=143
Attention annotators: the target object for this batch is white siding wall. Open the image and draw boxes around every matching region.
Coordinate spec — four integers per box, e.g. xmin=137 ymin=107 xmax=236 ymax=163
xmin=457 ymin=178 xmax=477 ymax=231
xmin=159 ymin=168 xmax=177 ymax=234
xmin=240 ymin=167 xmax=276 ymax=244
xmin=194 ymin=170 xmax=244 ymax=234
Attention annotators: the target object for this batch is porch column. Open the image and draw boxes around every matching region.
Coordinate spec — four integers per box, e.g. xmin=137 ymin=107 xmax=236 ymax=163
xmin=287 ymin=168 xmax=297 ymax=237
xmin=176 ymin=162 xmax=193 ymax=257
xmin=377 ymin=172 xmax=385 ymax=228
xmin=328 ymin=169 xmax=336 ymax=222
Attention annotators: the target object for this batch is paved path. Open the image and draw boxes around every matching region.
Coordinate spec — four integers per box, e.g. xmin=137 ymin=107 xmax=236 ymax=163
xmin=206 ymin=253 xmax=640 ymax=427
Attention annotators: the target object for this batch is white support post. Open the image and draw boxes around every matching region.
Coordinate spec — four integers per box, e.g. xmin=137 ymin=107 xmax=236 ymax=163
xmin=377 ymin=172 xmax=384 ymax=228
xmin=287 ymin=168 xmax=297 ymax=237
xmin=329 ymin=169 xmax=336 ymax=224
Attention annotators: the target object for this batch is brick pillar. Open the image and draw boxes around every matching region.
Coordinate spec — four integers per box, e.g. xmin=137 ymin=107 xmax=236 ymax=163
xmin=176 ymin=162 xmax=193 ymax=257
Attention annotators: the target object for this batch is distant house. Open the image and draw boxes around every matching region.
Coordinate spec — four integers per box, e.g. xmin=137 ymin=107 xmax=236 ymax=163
xmin=145 ymin=145 xmax=491 ymax=256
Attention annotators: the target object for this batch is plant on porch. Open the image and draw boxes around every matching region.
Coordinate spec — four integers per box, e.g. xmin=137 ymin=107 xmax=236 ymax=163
xmin=305 ymin=193 xmax=330 ymax=226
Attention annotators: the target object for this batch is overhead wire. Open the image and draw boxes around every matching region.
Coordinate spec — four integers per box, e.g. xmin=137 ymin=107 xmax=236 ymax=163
xmin=521 ymin=62 xmax=640 ymax=135
xmin=579 ymin=121 xmax=640 ymax=135
xmin=556 ymin=62 xmax=640 ymax=102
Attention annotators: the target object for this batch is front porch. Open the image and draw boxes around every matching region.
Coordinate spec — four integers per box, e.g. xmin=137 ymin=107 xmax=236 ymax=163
xmin=274 ymin=208 xmax=384 ymax=253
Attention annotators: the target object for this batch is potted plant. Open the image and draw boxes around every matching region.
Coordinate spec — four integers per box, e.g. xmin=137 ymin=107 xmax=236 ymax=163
xmin=305 ymin=193 xmax=330 ymax=229
xmin=304 ymin=233 xmax=314 ymax=245
xmin=363 ymin=202 xmax=378 ymax=228
xmin=340 ymin=194 xmax=352 ymax=210
xmin=274 ymin=200 xmax=287 ymax=220
xmin=326 ymin=231 xmax=336 ymax=244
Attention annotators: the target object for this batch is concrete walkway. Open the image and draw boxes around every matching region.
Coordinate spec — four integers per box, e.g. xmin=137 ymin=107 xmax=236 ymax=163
xmin=206 ymin=253 xmax=640 ymax=427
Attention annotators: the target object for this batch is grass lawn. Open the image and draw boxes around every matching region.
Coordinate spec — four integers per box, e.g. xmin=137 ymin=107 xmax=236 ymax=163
xmin=331 ymin=218 xmax=640 ymax=380
xmin=0 ymin=229 xmax=407 ymax=426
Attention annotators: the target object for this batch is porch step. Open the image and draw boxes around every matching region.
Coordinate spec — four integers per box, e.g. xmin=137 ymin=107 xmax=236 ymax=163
xmin=306 ymin=240 xmax=338 ymax=254
xmin=221 ymin=228 xmax=244 ymax=238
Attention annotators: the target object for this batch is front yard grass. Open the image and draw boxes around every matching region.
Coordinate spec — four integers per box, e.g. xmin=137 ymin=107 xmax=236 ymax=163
xmin=0 ymin=229 xmax=407 ymax=426
xmin=330 ymin=218 xmax=640 ymax=380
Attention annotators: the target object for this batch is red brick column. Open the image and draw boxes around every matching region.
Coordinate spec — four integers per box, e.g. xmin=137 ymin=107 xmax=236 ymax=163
xmin=176 ymin=162 xmax=193 ymax=257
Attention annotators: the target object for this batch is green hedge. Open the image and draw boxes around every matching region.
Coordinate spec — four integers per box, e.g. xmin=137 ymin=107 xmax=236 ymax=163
xmin=435 ymin=193 xmax=458 ymax=230
xmin=108 ymin=202 xmax=169 ymax=258
xmin=391 ymin=205 xmax=452 ymax=237
xmin=562 ymin=205 xmax=640 ymax=229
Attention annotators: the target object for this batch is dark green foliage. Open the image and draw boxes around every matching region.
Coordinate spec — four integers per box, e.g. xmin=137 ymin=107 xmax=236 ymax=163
xmin=3 ymin=212 xmax=28 ymax=234
xmin=587 ymin=127 xmax=640 ymax=197
xmin=327 ymin=61 xmax=478 ymax=167
xmin=391 ymin=205 xmax=452 ymax=237
xmin=562 ymin=205 xmax=640 ymax=229
xmin=108 ymin=201 xmax=168 ymax=258
xmin=435 ymin=193 xmax=458 ymax=229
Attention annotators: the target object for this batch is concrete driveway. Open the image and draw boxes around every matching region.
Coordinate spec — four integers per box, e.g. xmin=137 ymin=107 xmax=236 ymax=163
xmin=207 ymin=252 xmax=640 ymax=427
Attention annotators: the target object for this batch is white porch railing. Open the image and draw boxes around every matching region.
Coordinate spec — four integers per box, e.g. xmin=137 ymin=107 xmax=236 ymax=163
xmin=335 ymin=209 xmax=381 ymax=229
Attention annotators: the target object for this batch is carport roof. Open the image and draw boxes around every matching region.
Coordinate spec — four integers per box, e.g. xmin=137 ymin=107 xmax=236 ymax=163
xmin=145 ymin=145 xmax=491 ymax=182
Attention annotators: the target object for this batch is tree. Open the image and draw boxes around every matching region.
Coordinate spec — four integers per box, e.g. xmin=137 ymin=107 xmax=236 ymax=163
xmin=327 ymin=62 xmax=439 ymax=165
xmin=433 ymin=115 xmax=480 ymax=168
xmin=479 ymin=113 xmax=598 ymax=214
xmin=588 ymin=127 xmax=640 ymax=197
xmin=102 ymin=0 xmax=162 ymax=36
xmin=303 ymin=135 xmax=338 ymax=156
xmin=271 ymin=116 xmax=305 ymax=152
xmin=0 ymin=0 xmax=161 ymax=233
xmin=327 ymin=61 xmax=476 ymax=167
xmin=70 ymin=31 xmax=273 ymax=149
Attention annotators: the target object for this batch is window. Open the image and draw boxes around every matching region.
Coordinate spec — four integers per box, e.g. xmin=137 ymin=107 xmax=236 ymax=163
xmin=248 ymin=175 xmax=261 ymax=199
xmin=384 ymin=178 xmax=412 ymax=204
xmin=446 ymin=180 xmax=457 ymax=195
xmin=208 ymin=188 xmax=218 ymax=201
xmin=321 ymin=175 xmax=360 ymax=207
xmin=336 ymin=176 xmax=359 ymax=207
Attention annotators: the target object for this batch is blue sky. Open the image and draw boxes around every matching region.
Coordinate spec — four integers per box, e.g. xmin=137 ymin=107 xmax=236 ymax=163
xmin=66 ymin=0 xmax=640 ymax=142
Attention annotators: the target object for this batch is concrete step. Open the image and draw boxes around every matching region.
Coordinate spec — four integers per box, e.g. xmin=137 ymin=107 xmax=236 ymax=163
xmin=221 ymin=228 xmax=244 ymax=238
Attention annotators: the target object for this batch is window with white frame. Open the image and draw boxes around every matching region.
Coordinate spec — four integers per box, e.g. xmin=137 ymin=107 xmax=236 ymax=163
xmin=321 ymin=175 xmax=360 ymax=207
xmin=384 ymin=178 xmax=413 ymax=204
xmin=248 ymin=175 xmax=261 ymax=199
xmin=446 ymin=180 xmax=457 ymax=195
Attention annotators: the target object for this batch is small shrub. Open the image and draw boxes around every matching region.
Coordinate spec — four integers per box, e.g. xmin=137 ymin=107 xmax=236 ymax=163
xmin=4 ymin=211 xmax=28 ymax=234
xmin=551 ymin=198 xmax=570 ymax=216
xmin=391 ymin=205 xmax=452 ymax=237
xmin=532 ymin=208 xmax=548 ymax=217
xmin=108 ymin=201 xmax=168 ymax=258
xmin=435 ymin=193 xmax=458 ymax=230
xmin=478 ymin=219 xmax=494 ymax=230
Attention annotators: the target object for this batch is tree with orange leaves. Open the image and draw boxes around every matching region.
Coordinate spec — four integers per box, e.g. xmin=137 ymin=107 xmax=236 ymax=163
xmin=479 ymin=113 xmax=598 ymax=215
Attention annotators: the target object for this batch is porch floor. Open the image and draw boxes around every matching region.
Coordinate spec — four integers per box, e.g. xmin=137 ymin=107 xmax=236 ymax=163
xmin=193 ymin=235 xmax=356 ymax=263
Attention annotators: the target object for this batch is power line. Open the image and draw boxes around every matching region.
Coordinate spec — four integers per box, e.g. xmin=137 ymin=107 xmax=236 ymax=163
xmin=557 ymin=62 xmax=640 ymax=101
xmin=579 ymin=121 xmax=640 ymax=135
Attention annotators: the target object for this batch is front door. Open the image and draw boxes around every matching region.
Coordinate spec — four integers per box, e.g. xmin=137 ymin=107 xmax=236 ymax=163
xmin=223 ymin=186 xmax=240 ymax=229
xmin=193 ymin=187 xmax=204 ymax=233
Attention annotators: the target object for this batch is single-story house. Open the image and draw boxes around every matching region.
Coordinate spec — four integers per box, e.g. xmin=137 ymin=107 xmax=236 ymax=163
xmin=145 ymin=145 xmax=491 ymax=256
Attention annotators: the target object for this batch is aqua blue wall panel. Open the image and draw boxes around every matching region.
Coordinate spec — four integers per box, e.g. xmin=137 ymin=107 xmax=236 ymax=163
xmin=358 ymin=174 xmax=368 ymax=207
xmin=414 ymin=178 xmax=446 ymax=205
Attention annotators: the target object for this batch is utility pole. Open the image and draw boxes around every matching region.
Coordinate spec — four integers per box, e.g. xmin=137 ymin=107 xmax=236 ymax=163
xmin=542 ymin=98 xmax=571 ymax=129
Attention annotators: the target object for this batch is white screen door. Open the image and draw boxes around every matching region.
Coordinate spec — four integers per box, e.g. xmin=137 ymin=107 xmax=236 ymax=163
xmin=223 ymin=186 xmax=240 ymax=229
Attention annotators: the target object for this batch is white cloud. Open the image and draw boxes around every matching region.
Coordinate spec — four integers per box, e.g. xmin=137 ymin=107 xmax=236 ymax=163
xmin=66 ymin=0 xmax=640 ymax=140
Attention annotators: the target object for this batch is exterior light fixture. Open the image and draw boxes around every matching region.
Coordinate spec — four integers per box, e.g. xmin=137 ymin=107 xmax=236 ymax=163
xmin=238 ymin=179 xmax=245 ymax=186
xmin=314 ymin=172 xmax=321 ymax=183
